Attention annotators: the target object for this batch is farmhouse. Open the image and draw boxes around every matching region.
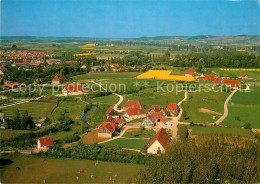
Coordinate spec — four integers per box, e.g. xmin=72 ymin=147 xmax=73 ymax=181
xmin=166 ymin=103 xmax=180 ymax=116
xmin=98 ymin=122 xmax=116 ymax=138
xmin=37 ymin=137 xmax=54 ymax=152
xmin=124 ymin=107 xmax=146 ymax=121
xmin=62 ymin=85 xmax=88 ymax=96
xmin=123 ymin=100 xmax=146 ymax=121
xmin=142 ymin=112 xmax=171 ymax=127
xmin=214 ymin=78 xmax=222 ymax=84
xmin=198 ymin=75 xmax=216 ymax=80
xmin=123 ymin=100 xmax=143 ymax=110
xmin=142 ymin=115 xmax=155 ymax=127
xmin=185 ymin=69 xmax=196 ymax=76
xmin=51 ymin=75 xmax=66 ymax=85
xmin=222 ymin=80 xmax=240 ymax=89
xmin=147 ymin=128 xmax=170 ymax=154
xmin=239 ymin=74 xmax=248 ymax=79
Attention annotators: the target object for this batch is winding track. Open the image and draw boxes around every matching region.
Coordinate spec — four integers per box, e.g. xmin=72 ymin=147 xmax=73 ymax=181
xmin=214 ymin=90 xmax=237 ymax=125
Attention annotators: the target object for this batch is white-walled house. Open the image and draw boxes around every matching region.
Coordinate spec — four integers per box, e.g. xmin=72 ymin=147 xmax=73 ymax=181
xmin=37 ymin=137 xmax=54 ymax=152
xmin=147 ymin=128 xmax=170 ymax=154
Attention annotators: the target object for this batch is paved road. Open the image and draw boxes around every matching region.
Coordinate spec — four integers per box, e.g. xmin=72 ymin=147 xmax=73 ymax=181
xmin=215 ymin=90 xmax=237 ymax=125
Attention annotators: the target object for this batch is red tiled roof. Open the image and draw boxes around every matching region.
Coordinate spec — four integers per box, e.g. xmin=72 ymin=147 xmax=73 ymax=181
xmin=112 ymin=119 xmax=124 ymax=124
xmin=123 ymin=100 xmax=142 ymax=109
xmin=199 ymin=75 xmax=216 ymax=80
xmin=64 ymin=85 xmax=87 ymax=93
xmin=106 ymin=116 xmax=114 ymax=122
xmin=4 ymin=82 xmax=20 ymax=88
xmin=148 ymin=128 xmax=170 ymax=148
xmin=240 ymin=74 xmax=247 ymax=77
xmin=105 ymin=106 xmax=114 ymax=116
xmin=167 ymin=103 xmax=179 ymax=112
xmin=223 ymin=80 xmax=240 ymax=88
xmin=149 ymin=112 xmax=169 ymax=123
xmin=126 ymin=107 xmax=146 ymax=116
xmin=150 ymin=105 xmax=161 ymax=112
xmin=98 ymin=122 xmax=116 ymax=133
xmin=214 ymin=78 xmax=222 ymax=83
xmin=52 ymin=75 xmax=66 ymax=82
xmin=39 ymin=137 xmax=54 ymax=147
xmin=0 ymin=66 xmax=8 ymax=72
xmin=120 ymin=67 xmax=128 ymax=71
xmin=185 ymin=69 xmax=196 ymax=75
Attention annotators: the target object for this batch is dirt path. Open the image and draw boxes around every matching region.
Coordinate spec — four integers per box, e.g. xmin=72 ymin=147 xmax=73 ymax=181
xmin=197 ymin=108 xmax=222 ymax=115
xmin=215 ymin=90 xmax=237 ymax=125
xmin=91 ymin=81 xmax=124 ymax=112
xmin=98 ymin=125 xmax=140 ymax=144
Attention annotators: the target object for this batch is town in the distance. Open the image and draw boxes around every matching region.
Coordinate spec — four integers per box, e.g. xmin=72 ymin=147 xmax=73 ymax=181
xmin=0 ymin=36 xmax=259 ymax=183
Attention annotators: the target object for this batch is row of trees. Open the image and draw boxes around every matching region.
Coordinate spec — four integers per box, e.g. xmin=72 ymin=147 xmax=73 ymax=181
xmin=173 ymin=51 xmax=260 ymax=68
xmin=5 ymin=109 xmax=34 ymax=130
xmin=36 ymin=142 xmax=154 ymax=164
xmin=135 ymin=136 xmax=260 ymax=183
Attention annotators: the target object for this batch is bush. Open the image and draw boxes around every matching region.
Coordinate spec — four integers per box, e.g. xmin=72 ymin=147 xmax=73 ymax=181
xmin=243 ymin=123 xmax=251 ymax=129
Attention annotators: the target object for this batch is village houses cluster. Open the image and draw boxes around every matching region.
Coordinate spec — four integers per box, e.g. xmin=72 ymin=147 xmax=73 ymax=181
xmin=97 ymin=100 xmax=180 ymax=154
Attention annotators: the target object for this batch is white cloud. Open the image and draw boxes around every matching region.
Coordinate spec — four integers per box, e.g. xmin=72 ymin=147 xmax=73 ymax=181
xmin=258 ymin=0 xmax=260 ymax=5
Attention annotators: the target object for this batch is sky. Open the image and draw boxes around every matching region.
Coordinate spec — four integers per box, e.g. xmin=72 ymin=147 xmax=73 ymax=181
xmin=1 ymin=0 xmax=260 ymax=38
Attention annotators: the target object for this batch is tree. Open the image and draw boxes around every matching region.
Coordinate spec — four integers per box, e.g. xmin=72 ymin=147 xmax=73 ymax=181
xmin=243 ymin=123 xmax=251 ymax=129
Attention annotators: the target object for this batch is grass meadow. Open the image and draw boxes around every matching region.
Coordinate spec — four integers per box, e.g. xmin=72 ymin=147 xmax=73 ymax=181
xmin=0 ymin=154 xmax=143 ymax=183
xmin=103 ymin=138 xmax=149 ymax=150
xmin=123 ymin=129 xmax=155 ymax=138
xmin=189 ymin=126 xmax=253 ymax=137
xmin=1 ymin=101 xmax=57 ymax=121
xmin=121 ymin=87 xmax=185 ymax=110
xmin=73 ymin=72 xmax=141 ymax=81
xmin=180 ymin=91 xmax=230 ymax=123
xmin=221 ymin=88 xmax=260 ymax=128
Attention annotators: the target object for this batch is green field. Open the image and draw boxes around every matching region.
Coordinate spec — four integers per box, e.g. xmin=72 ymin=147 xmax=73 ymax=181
xmin=87 ymin=104 xmax=110 ymax=127
xmin=1 ymin=101 xmax=57 ymax=121
xmin=103 ymin=138 xmax=149 ymax=150
xmin=189 ymin=126 xmax=253 ymax=136
xmin=211 ymin=68 xmax=260 ymax=80
xmin=0 ymin=154 xmax=143 ymax=183
xmin=122 ymin=87 xmax=184 ymax=110
xmin=180 ymin=91 xmax=230 ymax=123
xmin=123 ymin=129 xmax=156 ymax=138
xmin=51 ymin=99 xmax=87 ymax=141
xmin=73 ymin=72 xmax=141 ymax=81
xmin=221 ymin=89 xmax=260 ymax=128
xmin=52 ymin=100 xmax=86 ymax=123
xmin=91 ymin=94 xmax=119 ymax=105
xmin=0 ymin=129 xmax=31 ymax=140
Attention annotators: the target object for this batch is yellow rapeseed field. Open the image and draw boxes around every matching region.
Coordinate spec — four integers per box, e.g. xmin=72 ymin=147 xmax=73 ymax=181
xmin=73 ymin=53 xmax=97 ymax=56
xmin=220 ymin=68 xmax=260 ymax=72
xmin=136 ymin=70 xmax=195 ymax=81
xmin=84 ymin=43 xmax=97 ymax=46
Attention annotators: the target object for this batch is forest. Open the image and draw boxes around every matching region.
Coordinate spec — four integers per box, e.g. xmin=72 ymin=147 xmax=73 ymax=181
xmin=135 ymin=136 xmax=260 ymax=183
